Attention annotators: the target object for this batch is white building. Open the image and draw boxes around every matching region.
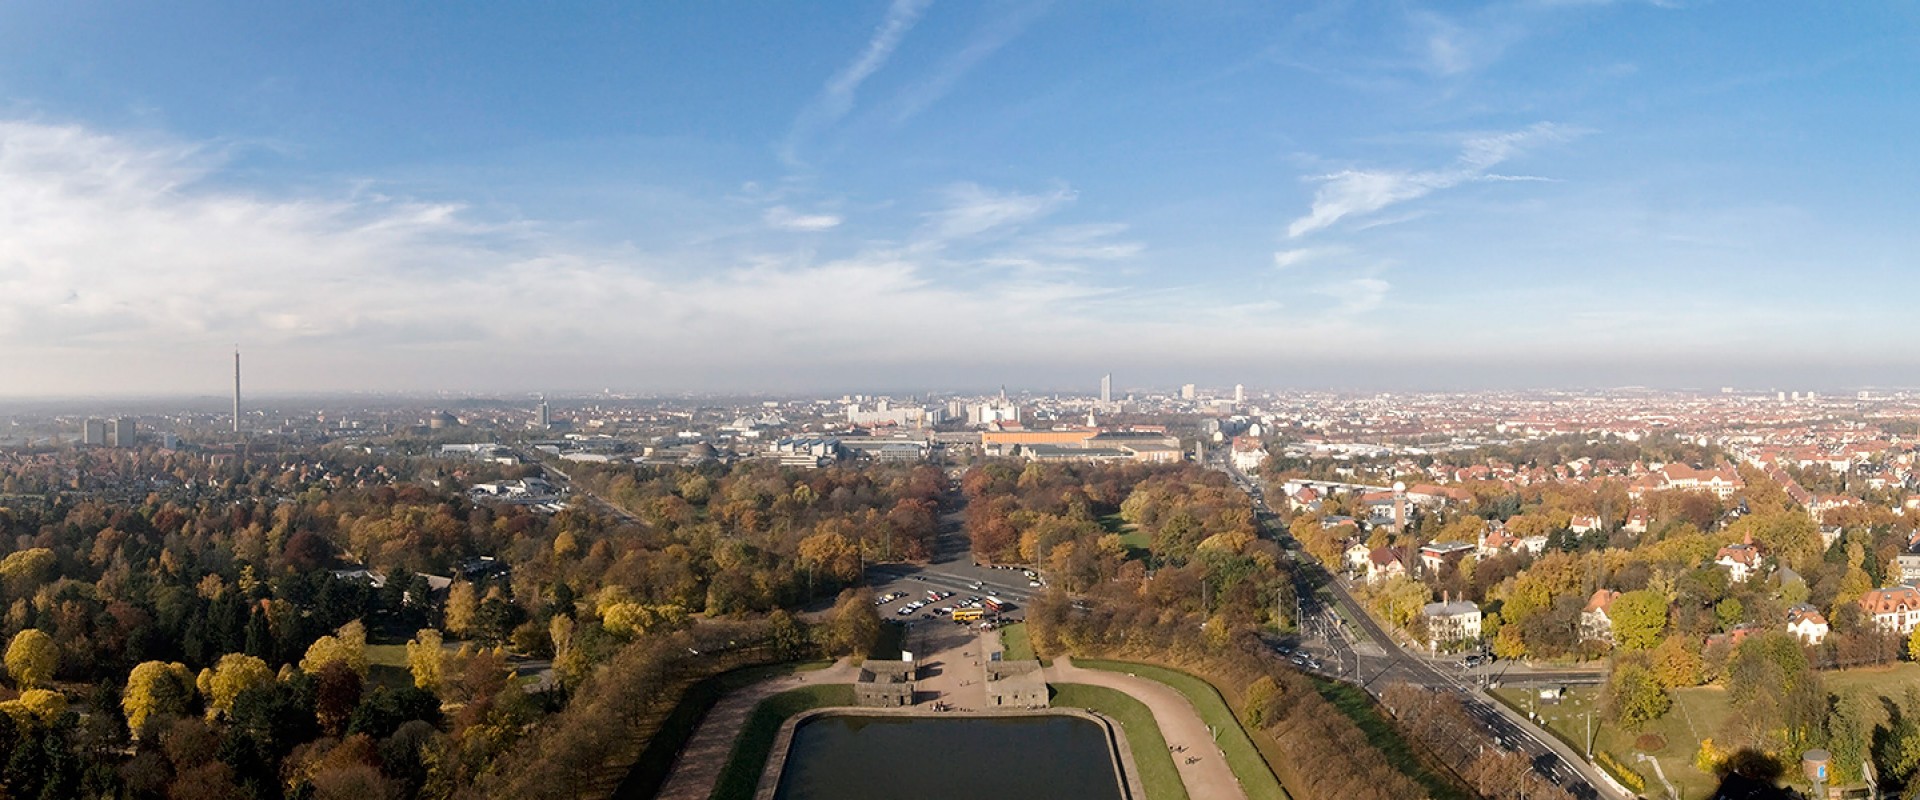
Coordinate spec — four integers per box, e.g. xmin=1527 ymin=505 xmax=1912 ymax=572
xmin=1785 ymin=604 xmax=1830 ymax=645
xmin=1421 ymin=597 xmax=1483 ymax=644
xmin=1579 ymin=589 xmax=1621 ymax=644
xmin=1860 ymin=586 xmax=1920 ymax=635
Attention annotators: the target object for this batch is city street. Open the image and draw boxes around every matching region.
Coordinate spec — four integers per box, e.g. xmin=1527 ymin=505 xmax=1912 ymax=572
xmin=1213 ymin=458 xmax=1615 ymax=800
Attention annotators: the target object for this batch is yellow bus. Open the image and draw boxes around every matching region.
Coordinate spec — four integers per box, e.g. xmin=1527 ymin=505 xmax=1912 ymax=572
xmin=952 ymin=608 xmax=985 ymax=622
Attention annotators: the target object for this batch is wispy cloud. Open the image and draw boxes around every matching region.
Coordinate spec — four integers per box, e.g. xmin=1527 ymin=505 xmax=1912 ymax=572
xmin=888 ymin=4 xmax=1049 ymax=124
xmin=923 ymin=182 xmax=1076 ymax=242
xmin=764 ymin=206 xmax=844 ymax=232
xmin=1273 ymin=246 xmax=1345 ymax=269
xmin=781 ymin=0 xmax=932 ymax=166
xmin=1286 ymin=122 xmax=1578 ymax=238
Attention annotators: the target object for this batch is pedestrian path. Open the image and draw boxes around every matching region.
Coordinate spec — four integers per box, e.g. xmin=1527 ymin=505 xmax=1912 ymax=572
xmin=653 ymin=659 xmax=857 ymax=800
xmin=1045 ymin=656 xmax=1248 ymax=800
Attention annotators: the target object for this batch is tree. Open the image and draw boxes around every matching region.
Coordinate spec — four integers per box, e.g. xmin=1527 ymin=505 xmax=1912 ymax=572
xmin=300 ymin=620 xmax=368 ymax=676
xmin=1650 ymin=635 xmax=1703 ymax=689
xmin=445 ymin=581 xmax=478 ymax=637
xmin=313 ymin=660 xmax=363 ymax=737
xmin=406 ymin=629 xmax=446 ymax=692
xmin=203 ymin=654 xmax=273 ymax=721
xmin=824 ymin=589 xmax=881 ymax=659
xmin=1608 ymin=590 xmax=1669 ymax=651
xmin=1605 ymin=661 xmax=1671 ymax=730
xmin=123 ymin=661 xmax=196 ymax=738
xmin=4 ymin=629 xmax=56 ymax=689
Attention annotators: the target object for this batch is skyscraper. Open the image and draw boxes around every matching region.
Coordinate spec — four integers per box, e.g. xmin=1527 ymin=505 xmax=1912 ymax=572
xmin=112 ymin=417 xmax=137 ymax=447
xmin=1233 ymin=384 xmax=1245 ymax=404
xmin=1180 ymin=383 xmax=1196 ymax=400
xmin=536 ymin=400 xmax=551 ymax=429
xmin=233 ymin=348 xmax=242 ymax=434
xmin=1100 ymin=374 xmax=1112 ymax=405
xmin=81 ymin=419 xmax=107 ymax=446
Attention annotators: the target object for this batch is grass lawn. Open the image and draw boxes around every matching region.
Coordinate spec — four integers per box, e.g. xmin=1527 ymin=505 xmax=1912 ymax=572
xmin=1102 ymin=512 xmax=1153 ymax=554
xmin=1053 ymin=683 xmax=1190 ymax=800
xmin=364 ymin=643 xmax=409 ymax=668
xmin=1001 ymin=622 xmax=1037 ymax=662
xmin=1495 ymin=664 xmax=1920 ymax=800
xmin=1077 ymin=659 xmax=1289 ymax=800
xmin=1493 ymin=684 xmax=1732 ymax=800
xmin=1309 ymin=678 xmax=1472 ymax=800
xmin=710 ymin=683 xmax=857 ymax=800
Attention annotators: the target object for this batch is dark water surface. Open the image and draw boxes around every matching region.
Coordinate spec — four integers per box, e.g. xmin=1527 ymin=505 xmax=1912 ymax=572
xmin=774 ymin=714 xmax=1126 ymax=800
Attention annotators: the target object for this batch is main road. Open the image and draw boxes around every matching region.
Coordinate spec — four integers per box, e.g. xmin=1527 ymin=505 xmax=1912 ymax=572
xmin=1211 ymin=458 xmax=1618 ymax=800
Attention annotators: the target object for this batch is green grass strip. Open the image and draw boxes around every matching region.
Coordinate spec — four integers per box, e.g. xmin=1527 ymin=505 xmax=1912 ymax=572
xmin=1001 ymin=622 xmax=1037 ymax=662
xmin=1077 ymin=659 xmax=1289 ymax=800
xmin=710 ymin=684 xmax=856 ymax=800
xmin=1307 ymin=677 xmax=1473 ymax=800
xmin=1052 ymin=683 xmax=1191 ymax=800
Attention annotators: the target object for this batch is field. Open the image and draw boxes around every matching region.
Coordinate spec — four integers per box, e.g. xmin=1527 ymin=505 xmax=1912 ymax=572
xmin=1077 ymin=659 xmax=1290 ymax=800
xmin=1052 ymin=683 xmax=1191 ymax=800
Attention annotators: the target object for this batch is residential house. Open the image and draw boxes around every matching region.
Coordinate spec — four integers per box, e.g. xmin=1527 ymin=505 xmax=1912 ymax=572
xmin=1785 ymin=604 xmax=1830 ymax=645
xmin=1716 ymin=535 xmax=1764 ymax=583
xmin=1418 ymin=541 xmax=1475 ymax=575
xmin=1421 ymin=596 xmax=1483 ymax=644
xmin=1860 ymin=586 xmax=1920 ymax=635
xmin=1366 ymin=547 xmax=1407 ymax=585
xmin=1580 ymin=589 xmax=1622 ymax=645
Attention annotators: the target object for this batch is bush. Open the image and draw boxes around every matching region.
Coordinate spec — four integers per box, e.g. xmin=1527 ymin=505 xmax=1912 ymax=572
xmin=1594 ymin=750 xmax=1646 ymax=794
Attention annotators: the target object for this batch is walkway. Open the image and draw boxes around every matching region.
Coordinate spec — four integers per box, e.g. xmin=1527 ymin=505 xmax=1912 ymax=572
xmin=1046 ymin=656 xmax=1249 ymax=800
xmin=653 ymin=659 xmax=858 ymax=800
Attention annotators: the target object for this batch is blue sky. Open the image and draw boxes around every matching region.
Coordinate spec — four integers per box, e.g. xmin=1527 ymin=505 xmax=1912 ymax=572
xmin=2 ymin=1 xmax=1918 ymax=395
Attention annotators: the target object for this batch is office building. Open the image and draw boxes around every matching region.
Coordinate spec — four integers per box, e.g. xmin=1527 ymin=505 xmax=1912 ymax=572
xmin=1100 ymin=374 xmax=1112 ymax=405
xmin=1180 ymin=383 xmax=1197 ymax=400
xmin=1234 ymin=384 xmax=1245 ymax=404
xmin=81 ymin=419 xmax=108 ymax=446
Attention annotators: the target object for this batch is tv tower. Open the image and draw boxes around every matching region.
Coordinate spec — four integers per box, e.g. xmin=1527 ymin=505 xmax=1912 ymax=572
xmin=232 ymin=347 xmax=242 ymax=434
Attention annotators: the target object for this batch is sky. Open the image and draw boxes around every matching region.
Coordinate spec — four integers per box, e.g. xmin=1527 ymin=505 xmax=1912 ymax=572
xmin=2 ymin=1 xmax=1919 ymax=397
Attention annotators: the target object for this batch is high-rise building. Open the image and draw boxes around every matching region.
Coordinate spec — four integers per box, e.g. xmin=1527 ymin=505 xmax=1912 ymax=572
xmin=1233 ymin=384 xmax=1245 ymax=404
xmin=1180 ymin=383 xmax=1197 ymax=400
xmin=536 ymin=401 xmax=551 ymax=429
xmin=112 ymin=417 xmax=137 ymax=447
xmin=1100 ymin=374 xmax=1112 ymax=405
xmin=233 ymin=348 xmax=242 ymax=434
xmin=81 ymin=418 xmax=108 ymax=446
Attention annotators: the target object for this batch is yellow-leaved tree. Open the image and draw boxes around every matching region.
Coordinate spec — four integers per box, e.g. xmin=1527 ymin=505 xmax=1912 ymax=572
xmin=445 ymin=581 xmax=478 ymax=637
xmin=123 ymin=661 xmax=195 ymax=737
xmin=201 ymin=653 xmax=273 ymax=721
xmin=299 ymin=620 xmax=369 ymax=676
xmin=0 ymin=689 xmax=66 ymax=727
xmin=406 ymin=628 xmax=446 ymax=692
xmin=5 ymin=628 xmax=57 ymax=689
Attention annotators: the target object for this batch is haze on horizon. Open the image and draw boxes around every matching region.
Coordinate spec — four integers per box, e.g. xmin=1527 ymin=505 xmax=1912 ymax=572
xmin=2 ymin=2 xmax=1918 ymax=397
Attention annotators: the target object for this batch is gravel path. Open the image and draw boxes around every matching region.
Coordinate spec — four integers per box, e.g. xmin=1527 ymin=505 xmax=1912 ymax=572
xmin=652 ymin=660 xmax=857 ymax=800
xmin=1046 ymin=656 xmax=1249 ymax=800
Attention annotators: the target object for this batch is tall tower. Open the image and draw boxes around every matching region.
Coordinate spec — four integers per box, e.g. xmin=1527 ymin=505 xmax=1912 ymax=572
xmin=1100 ymin=374 xmax=1112 ymax=405
xmin=233 ymin=348 xmax=242 ymax=434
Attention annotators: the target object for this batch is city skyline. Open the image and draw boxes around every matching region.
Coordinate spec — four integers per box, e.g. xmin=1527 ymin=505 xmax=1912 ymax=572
xmin=4 ymin=3 xmax=1920 ymax=395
